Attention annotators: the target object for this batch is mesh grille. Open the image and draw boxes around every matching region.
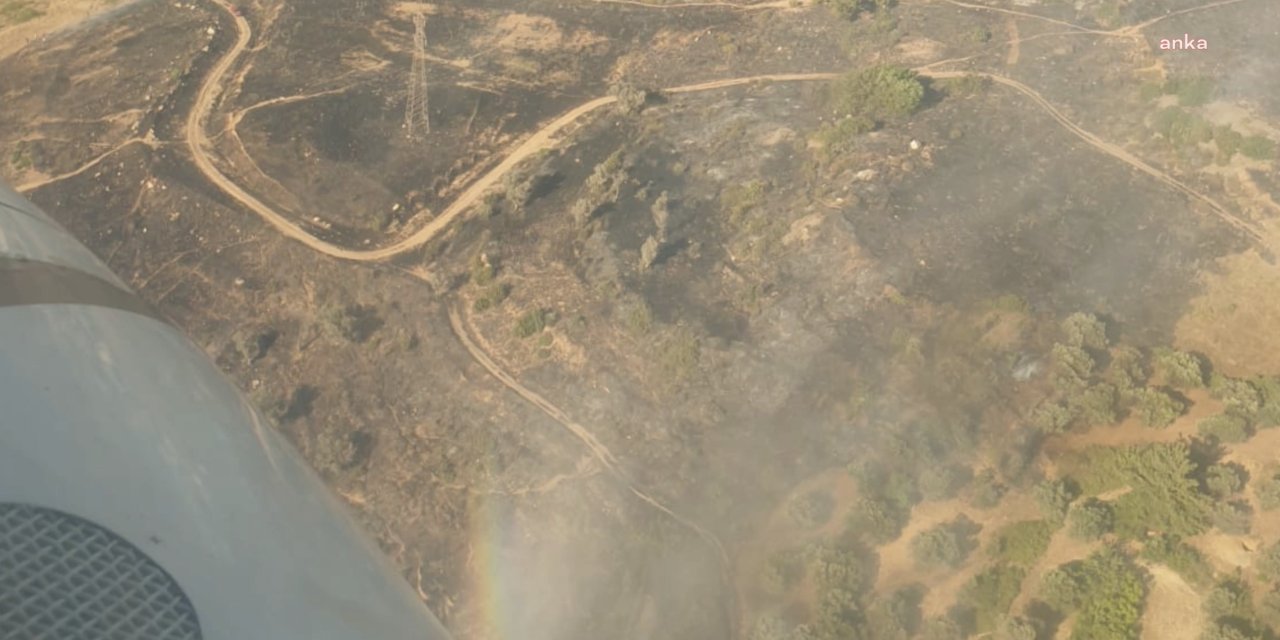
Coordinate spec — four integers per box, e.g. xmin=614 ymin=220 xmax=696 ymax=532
xmin=0 ymin=503 xmax=202 ymax=640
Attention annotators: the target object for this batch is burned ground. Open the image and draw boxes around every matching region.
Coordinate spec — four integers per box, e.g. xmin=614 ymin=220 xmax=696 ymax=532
xmin=5 ymin=0 xmax=1280 ymax=639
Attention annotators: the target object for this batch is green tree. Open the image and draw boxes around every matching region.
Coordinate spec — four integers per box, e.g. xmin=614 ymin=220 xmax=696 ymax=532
xmin=920 ymin=464 xmax=972 ymax=501
xmin=761 ymin=548 xmax=805 ymax=594
xmin=1200 ymin=621 xmax=1258 ymax=640
xmin=1069 ymin=548 xmax=1148 ymax=639
xmin=1031 ymin=400 xmax=1075 ymax=434
xmin=1052 ymin=343 xmax=1095 ymax=390
xmin=1253 ymin=541 xmax=1280 ymax=580
xmin=958 ymin=564 xmax=1027 ymax=634
xmin=1154 ymin=348 xmax=1205 ymax=388
xmin=789 ymin=490 xmax=836 ymax=529
xmin=911 ymin=517 xmax=979 ymax=568
xmin=805 ymin=542 xmax=878 ymax=596
xmin=1209 ymin=375 xmax=1263 ymax=417
xmin=1062 ymin=312 xmax=1108 ymax=350
xmin=996 ymin=615 xmax=1040 ymax=640
xmin=919 ymin=616 xmax=965 ymax=640
xmin=1069 ymin=498 xmax=1115 ymax=540
xmin=1211 ymin=500 xmax=1252 ymax=535
xmin=1198 ymin=413 xmax=1252 ymax=444
xmin=1033 ymin=478 xmax=1078 ymax=522
xmin=1141 ymin=534 xmax=1214 ymax=587
xmin=970 ymin=469 xmax=1006 ymax=509
xmin=1257 ymin=469 xmax=1280 ymax=510
xmin=865 ymin=585 xmax=923 ymax=640
xmin=1204 ymin=577 xmax=1252 ymax=622
xmin=828 ymin=65 xmax=924 ymax=126
xmin=1205 ymin=463 xmax=1248 ymax=499
xmin=1071 ymin=383 xmax=1120 ymax=427
xmin=1134 ymin=387 xmax=1187 ymax=428
xmin=1072 ymin=443 xmax=1208 ymax=538
xmin=1107 ymin=345 xmax=1148 ymax=391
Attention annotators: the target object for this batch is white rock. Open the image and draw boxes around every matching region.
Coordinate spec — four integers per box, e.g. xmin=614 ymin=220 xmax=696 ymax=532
xmin=909 ymin=139 xmax=922 ymax=151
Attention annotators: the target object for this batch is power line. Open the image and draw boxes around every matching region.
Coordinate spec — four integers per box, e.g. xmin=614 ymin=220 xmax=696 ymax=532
xmin=404 ymin=13 xmax=431 ymax=138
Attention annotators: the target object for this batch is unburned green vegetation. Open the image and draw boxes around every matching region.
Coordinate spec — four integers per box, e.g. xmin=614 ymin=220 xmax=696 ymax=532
xmin=990 ymin=520 xmax=1055 ymax=567
xmin=818 ymin=65 xmax=923 ymax=154
xmin=0 ymin=0 xmax=43 ymax=26
xmin=1040 ymin=547 xmax=1147 ymax=639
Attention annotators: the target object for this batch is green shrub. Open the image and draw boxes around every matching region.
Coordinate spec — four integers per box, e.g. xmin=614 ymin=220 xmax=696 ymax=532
xmin=514 ymin=308 xmax=548 ymax=338
xmin=819 ymin=0 xmax=874 ymax=19
xmin=789 ymin=490 xmax=836 ymax=529
xmin=1204 ymin=577 xmax=1253 ymax=622
xmin=1200 ymin=621 xmax=1259 ymax=640
xmin=911 ymin=516 xmax=980 ymax=568
xmin=1209 ymin=374 xmax=1262 ymax=416
xmin=1072 ymin=443 xmax=1209 ymax=538
xmin=865 ymin=585 xmax=923 ymax=639
xmin=1205 ymin=463 xmax=1248 ymax=499
xmin=720 ymin=180 xmax=766 ymax=221
xmin=472 ymin=282 xmax=511 ymax=312
xmin=1134 ymin=387 xmax=1187 ymax=428
xmin=1069 ymin=498 xmax=1114 ymax=540
xmin=919 ymin=616 xmax=965 ymax=640
xmin=1198 ymin=413 xmax=1251 ymax=444
xmin=1154 ymin=348 xmax=1205 ymax=388
xmin=1069 ymin=383 xmax=1120 ymax=427
xmin=1152 ymin=107 xmax=1213 ymax=146
xmin=1164 ymin=76 xmax=1215 ymax=107
xmin=848 ymin=495 xmax=909 ymax=544
xmin=0 ymin=0 xmax=43 ymax=25
xmin=1031 ymin=401 xmax=1075 ymax=434
xmin=1241 ymin=135 xmax=1277 ymax=161
xmin=996 ymin=616 xmax=1040 ymax=640
xmin=805 ymin=541 xmax=878 ymax=595
xmin=1061 ymin=312 xmax=1108 ymax=350
xmin=1052 ymin=343 xmax=1095 ymax=389
xmin=919 ymin=463 xmax=972 ymax=501
xmin=1211 ymin=500 xmax=1252 ymax=535
xmin=1250 ymin=376 xmax=1280 ymax=427
xmin=1256 ymin=541 xmax=1280 ymax=580
xmin=1141 ymin=534 xmax=1213 ymax=587
xmin=658 ymin=326 xmax=700 ymax=383
xmin=760 ymin=548 xmax=806 ymax=594
xmin=470 ymin=254 xmax=496 ymax=285
xmin=1033 ymin=478 xmax=1078 ymax=522
xmin=1214 ymin=125 xmax=1245 ymax=159
xmin=828 ymin=65 xmax=924 ymax=126
xmin=1107 ymin=345 xmax=1148 ymax=391
xmin=958 ymin=564 xmax=1027 ymax=634
xmin=320 ymin=302 xmax=382 ymax=343
xmin=816 ymin=115 xmax=876 ymax=156
xmin=1046 ymin=548 xmax=1147 ymax=639
xmin=992 ymin=520 xmax=1055 ymax=566
xmin=1255 ymin=468 xmax=1280 ymax=510
xmin=617 ymin=297 xmax=653 ymax=336
xmin=969 ymin=469 xmax=1006 ymax=509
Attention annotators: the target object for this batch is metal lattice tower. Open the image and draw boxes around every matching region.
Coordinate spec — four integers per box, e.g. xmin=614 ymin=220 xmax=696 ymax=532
xmin=404 ymin=13 xmax=430 ymax=138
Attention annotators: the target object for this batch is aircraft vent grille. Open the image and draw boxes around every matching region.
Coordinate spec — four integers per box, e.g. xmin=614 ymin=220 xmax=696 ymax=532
xmin=0 ymin=503 xmax=202 ymax=640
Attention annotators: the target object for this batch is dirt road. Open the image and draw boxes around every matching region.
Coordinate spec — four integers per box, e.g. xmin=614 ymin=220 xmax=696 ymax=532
xmin=446 ymin=305 xmax=738 ymax=637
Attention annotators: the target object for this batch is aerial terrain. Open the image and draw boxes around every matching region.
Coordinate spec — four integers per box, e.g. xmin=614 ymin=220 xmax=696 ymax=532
xmin=4 ymin=0 xmax=1280 ymax=638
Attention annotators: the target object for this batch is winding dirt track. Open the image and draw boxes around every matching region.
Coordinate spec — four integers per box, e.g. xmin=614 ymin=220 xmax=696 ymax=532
xmin=446 ymin=305 xmax=737 ymax=635
xmin=187 ymin=0 xmax=1266 ymax=262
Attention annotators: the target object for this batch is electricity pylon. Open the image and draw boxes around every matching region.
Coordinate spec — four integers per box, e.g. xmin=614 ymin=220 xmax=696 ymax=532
xmin=404 ymin=13 xmax=430 ymax=138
